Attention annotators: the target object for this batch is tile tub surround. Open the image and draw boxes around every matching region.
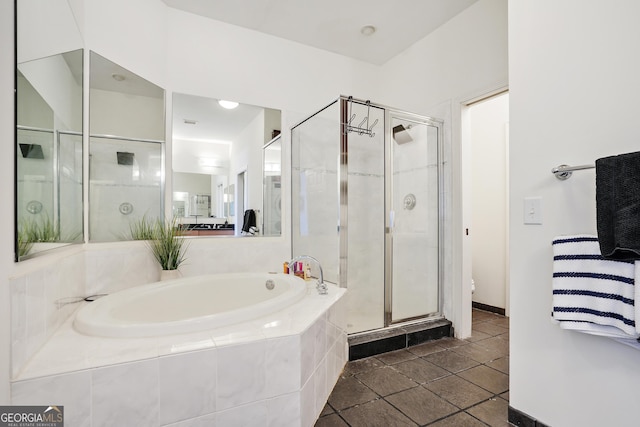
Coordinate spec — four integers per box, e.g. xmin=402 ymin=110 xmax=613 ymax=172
xmin=10 ymin=247 xmax=85 ymax=379
xmin=11 ymin=282 xmax=347 ymax=427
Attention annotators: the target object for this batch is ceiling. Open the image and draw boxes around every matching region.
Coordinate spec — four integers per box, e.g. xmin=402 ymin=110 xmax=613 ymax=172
xmin=172 ymin=93 xmax=264 ymax=143
xmin=161 ymin=0 xmax=479 ymax=65
xmin=111 ymin=1 xmax=481 ymax=174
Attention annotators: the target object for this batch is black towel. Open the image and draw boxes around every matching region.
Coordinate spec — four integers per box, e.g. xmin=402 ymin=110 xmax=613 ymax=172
xmin=596 ymin=151 xmax=640 ymax=260
xmin=242 ymin=209 xmax=256 ymax=233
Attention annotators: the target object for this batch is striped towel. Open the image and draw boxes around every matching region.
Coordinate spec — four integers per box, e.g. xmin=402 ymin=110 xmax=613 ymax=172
xmin=552 ymin=235 xmax=638 ymax=338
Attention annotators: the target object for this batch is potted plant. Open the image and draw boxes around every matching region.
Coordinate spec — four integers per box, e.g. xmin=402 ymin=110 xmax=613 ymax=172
xmin=17 ymin=216 xmax=61 ymax=259
xmin=132 ymin=216 xmax=188 ymax=280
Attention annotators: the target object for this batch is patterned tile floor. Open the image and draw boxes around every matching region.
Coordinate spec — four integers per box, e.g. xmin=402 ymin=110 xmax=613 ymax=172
xmin=316 ymin=309 xmax=510 ymax=426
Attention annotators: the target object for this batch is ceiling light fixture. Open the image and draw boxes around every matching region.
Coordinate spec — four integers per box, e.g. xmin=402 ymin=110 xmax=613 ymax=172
xmin=360 ymin=25 xmax=376 ymax=36
xmin=218 ymin=100 xmax=239 ymax=110
xmin=111 ymin=73 xmax=126 ymax=82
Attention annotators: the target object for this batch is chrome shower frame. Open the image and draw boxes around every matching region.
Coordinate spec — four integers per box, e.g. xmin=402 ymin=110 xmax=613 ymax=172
xmin=292 ymin=95 xmax=445 ymax=331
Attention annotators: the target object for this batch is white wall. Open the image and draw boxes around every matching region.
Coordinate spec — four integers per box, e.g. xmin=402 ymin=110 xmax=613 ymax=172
xmin=232 ymin=110 xmax=265 ymax=223
xmin=470 ymin=93 xmax=509 ymax=310
xmin=18 ymin=53 xmax=83 ymax=131
xmin=509 ymin=1 xmax=640 ymax=425
xmin=89 ymin=89 xmax=164 ymax=140
xmin=380 ymin=0 xmax=508 ymax=337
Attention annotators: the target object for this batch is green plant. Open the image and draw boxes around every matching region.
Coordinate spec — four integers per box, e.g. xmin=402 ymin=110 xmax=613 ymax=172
xmin=21 ymin=216 xmax=60 ymax=242
xmin=129 ymin=215 xmax=157 ymax=240
xmin=147 ymin=217 xmax=188 ymax=270
xmin=17 ymin=216 xmax=60 ymax=257
xmin=17 ymin=227 xmax=34 ymax=258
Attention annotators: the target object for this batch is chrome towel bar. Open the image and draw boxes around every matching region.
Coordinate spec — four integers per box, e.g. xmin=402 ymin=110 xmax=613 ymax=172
xmin=551 ymin=164 xmax=595 ymax=180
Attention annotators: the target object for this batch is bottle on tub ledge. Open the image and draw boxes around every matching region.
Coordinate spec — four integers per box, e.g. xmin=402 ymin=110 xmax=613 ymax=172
xmin=284 ymin=261 xmax=311 ymax=281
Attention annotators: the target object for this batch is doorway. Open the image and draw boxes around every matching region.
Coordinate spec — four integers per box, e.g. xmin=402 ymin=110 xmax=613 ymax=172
xmin=466 ymin=92 xmax=510 ymax=316
xmin=236 ymin=170 xmax=246 ymax=235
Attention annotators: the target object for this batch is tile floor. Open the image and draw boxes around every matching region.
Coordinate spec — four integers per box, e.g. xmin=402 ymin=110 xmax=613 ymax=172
xmin=315 ymin=309 xmax=510 ymax=426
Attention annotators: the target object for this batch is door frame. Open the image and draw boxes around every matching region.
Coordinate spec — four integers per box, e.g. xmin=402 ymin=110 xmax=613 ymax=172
xmin=459 ymin=87 xmax=510 ymax=332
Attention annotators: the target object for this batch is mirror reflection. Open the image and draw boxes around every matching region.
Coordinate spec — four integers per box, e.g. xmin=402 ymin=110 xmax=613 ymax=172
xmin=16 ymin=50 xmax=84 ymax=260
xmin=262 ymin=135 xmax=282 ymax=236
xmin=16 ymin=0 xmax=84 ymax=261
xmin=89 ymin=52 xmax=165 ymax=242
xmin=171 ymin=93 xmax=281 ymax=237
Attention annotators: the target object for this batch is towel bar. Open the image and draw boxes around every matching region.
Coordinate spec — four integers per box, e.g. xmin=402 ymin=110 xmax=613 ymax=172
xmin=551 ymin=164 xmax=595 ymax=180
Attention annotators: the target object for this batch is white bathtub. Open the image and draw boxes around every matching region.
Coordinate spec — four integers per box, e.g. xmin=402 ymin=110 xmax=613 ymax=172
xmin=74 ymin=272 xmax=307 ymax=338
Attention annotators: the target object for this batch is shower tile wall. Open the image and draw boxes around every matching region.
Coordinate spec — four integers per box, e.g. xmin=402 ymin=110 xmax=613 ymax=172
xmin=292 ymin=105 xmax=341 ymax=284
xmin=16 ymin=129 xmax=55 ymax=230
xmin=292 ymin=101 xmax=444 ymax=334
xmin=345 ymin=104 xmax=385 ymax=334
xmin=391 ymin=123 xmax=440 ymax=321
xmin=58 ymin=133 xmax=83 ymax=239
xmin=89 ymin=138 xmax=162 ymax=242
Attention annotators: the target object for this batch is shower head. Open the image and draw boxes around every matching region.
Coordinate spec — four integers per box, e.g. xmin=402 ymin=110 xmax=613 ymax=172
xmin=19 ymin=143 xmax=44 ymax=159
xmin=117 ymin=151 xmax=135 ymax=165
xmin=392 ymin=124 xmax=413 ymax=145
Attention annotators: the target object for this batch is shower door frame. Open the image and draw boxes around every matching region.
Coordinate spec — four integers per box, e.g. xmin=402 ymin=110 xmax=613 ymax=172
xmin=338 ymin=96 xmax=445 ymax=330
xmin=291 ymin=96 xmax=445 ymax=332
xmin=382 ymin=108 xmax=445 ymax=327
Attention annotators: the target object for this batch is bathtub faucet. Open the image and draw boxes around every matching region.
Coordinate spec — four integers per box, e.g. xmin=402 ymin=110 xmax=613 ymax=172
xmin=288 ymin=255 xmax=328 ymax=295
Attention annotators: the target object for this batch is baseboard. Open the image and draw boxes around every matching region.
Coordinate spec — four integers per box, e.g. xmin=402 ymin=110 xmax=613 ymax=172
xmin=472 ymin=301 xmax=506 ymax=316
xmin=508 ymin=406 xmax=550 ymax=427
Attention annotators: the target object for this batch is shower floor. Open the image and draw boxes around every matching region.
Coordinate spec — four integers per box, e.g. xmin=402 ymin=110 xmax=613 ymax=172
xmin=317 ymin=309 xmax=510 ymax=426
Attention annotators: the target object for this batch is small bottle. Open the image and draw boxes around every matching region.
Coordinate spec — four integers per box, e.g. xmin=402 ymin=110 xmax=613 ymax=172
xmin=295 ymin=261 xmax=304 ymax=278
xmin=283 ymin=262 xmax=289 ymax=274
xmin=304 ymin=262 xmax=311 ymax=281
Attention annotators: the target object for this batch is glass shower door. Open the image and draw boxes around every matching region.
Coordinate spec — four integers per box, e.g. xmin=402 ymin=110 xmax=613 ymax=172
xmin=345 ymin=101 xmax=386 ymax=334
xmin=388 ymin=115 xmax=441 ymax=323
xmin=291 ymin=100 xmax=341 ymax=284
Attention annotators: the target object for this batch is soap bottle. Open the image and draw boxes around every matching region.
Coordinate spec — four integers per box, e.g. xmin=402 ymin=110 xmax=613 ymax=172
xmin=304 ymin=262 xmax=311 ymax=281
xmin=295 ymin=261 xmax=305 ymax=279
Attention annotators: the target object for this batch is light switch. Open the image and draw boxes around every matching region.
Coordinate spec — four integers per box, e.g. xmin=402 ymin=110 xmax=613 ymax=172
xmin=524 ymin=197 xmax=542 ymax=224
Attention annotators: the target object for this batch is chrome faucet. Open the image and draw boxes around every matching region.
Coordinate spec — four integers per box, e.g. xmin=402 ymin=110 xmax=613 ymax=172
xmin=288 ymin=255 xmax=327 ymax=295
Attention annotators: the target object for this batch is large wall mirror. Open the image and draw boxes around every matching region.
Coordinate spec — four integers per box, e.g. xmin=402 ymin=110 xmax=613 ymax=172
xmin=172 ymin=93 xmax=281 ymax=237
xmin=16 ymin=0 xmax=84 ymax=261
xmin=89 ymin=52 xmax=165 ymax=242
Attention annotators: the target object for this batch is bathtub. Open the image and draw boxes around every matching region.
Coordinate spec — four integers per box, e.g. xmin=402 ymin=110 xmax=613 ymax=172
xmin=74 ymin=272 xmax=308 ymax=338
xmin=14 ymin=272 xmax=347 ymax=426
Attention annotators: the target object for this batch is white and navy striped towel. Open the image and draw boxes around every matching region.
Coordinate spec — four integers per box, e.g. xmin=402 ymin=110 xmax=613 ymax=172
xmin=552 ymin=235 xmax=638 ymax=338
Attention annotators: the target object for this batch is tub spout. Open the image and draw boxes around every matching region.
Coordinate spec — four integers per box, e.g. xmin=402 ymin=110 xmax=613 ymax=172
xmin=288 ymin=255 xmax=327 ymax=295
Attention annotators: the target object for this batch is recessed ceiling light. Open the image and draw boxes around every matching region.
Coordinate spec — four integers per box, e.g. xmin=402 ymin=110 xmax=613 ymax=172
xmin=111 ymin=73 xmax=126 ymax=82
xmin=218 ymin=100 xmax=239 ymax=109
xmin=360 ymin=25 xmax=376 ymax=36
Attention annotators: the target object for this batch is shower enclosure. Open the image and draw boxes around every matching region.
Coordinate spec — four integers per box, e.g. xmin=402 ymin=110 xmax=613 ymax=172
xmin=89 ymin=135 xmax=163 ymax=242
xmin=16 ymin=127 xmax=83 ymax=244
xmin=291 ymin=96 xmax=443 ymax=335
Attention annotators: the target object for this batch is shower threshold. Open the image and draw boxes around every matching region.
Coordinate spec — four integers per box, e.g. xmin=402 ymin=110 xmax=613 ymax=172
xmin=348 ymin=317 xmax=452 ymax=360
